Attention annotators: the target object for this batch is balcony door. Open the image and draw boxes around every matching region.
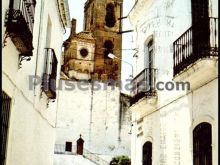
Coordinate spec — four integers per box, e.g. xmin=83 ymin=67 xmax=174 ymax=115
xmin=191 ymin=0 xmax=210 ymax=56
xmin=193 ymin=122 xmax=212 ymax=165
xmin=143 ymin=141 xmax=152 ymax=165
xmin=144 ymin=39 xmax=154 ymax=92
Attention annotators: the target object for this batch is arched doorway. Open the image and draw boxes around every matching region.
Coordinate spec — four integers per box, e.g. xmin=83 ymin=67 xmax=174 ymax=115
xmin=143 ymin=141 xmax=152 ymax=165
xmin=193 ymin=122 xmax=212 ymax=165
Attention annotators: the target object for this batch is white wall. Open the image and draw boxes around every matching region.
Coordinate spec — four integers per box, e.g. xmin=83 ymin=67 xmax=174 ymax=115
xmin=129 ymin=0 xmax=218 ymax=164
xmin=54 ymin=154 xmax=97 ymax=165
xmin=55 ymin=80 xmax=131 ymax=162
xmin=2 ymin=0 xmax=66 ymax=164
xmin=132 ymin=79 xmax=217 ymax=165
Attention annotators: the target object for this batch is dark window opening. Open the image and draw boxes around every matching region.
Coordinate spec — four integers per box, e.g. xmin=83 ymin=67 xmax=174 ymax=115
xmin=143 ymin=141 xmax=152 ymax=165
xmin=104 ymin=40 xmax=114 ymax=59
xmin=105 ymin=3 xmax=116 ymax=27
xmin=90 ymin=4 xmax=94 ymax=25
xmin=191 ymin=0 xmax=210 ymax=55
xmin=65 ymin=142 xmax=72 ymax=152
xmin=193 ymin=122 xmax=212 ymax=165
xmin=1 ymin=91 xmax=11 ymax=165
xmin=80 ymin=48 xmax=89 ymax=58
xmin=147 ymin=39 xmax=154 ymax=69
xmin=145 ymin=39 xmax=154 ymax=88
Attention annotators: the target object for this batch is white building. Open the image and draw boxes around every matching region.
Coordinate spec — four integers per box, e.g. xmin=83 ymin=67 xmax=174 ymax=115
xmin=128 ymin=0 xmax=218 ymax=164
xmin=1 ymin=0 xmax=70 ymax=164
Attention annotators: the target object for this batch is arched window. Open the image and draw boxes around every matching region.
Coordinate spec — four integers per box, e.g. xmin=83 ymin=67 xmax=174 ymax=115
xmin=105 ymin=3 xmax=116 ymax=27
xmin=104 ymin=40 xmax=114 ymax=59
xmin=193 ymin=122 xmax=212 ymax=165
xmin=143 ymin=141 xmax=152 ymax=165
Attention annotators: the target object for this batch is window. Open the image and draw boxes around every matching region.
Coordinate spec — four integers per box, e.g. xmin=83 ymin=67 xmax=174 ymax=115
xmin=80 ymin=48 xmax=89 ymax=58
xmin=90 ymin=4 xmax=94 ymax=25
xmin=105 ymin=3 xmax=116 ymax=27
xmin=143 ymin=141 xmax=152 ymax=165
xmin=65 ymin=142 xmax=72 ymax=152
xmin=193 ymin=122 xmax=212 ymax=165
xmin=104 ymin=40 xmax=114 ymax=59
xmin=1 ymin=91 xmax=11 ymax=165
xmin=144 ymin=38 xmax=154 ymax=89
xmin=145 ymin=39 xmax=154 ymax=69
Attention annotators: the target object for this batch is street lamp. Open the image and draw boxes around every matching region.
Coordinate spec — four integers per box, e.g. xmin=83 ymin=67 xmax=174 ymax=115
xmin=108 ymin=53 xmax=134 ymax=78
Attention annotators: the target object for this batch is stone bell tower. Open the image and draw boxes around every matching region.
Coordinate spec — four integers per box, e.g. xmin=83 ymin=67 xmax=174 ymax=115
xmin=84 ymin=0 xmax=123 ymax=81
xmin=57 ymin=0 xmax=131 ymax=160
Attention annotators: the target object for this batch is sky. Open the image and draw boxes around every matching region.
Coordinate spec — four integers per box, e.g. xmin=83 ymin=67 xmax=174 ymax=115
xmin=66 ymin=0 xmax=135 ymax=91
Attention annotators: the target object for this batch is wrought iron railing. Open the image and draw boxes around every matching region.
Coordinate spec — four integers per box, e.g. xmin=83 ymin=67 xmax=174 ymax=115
xmin=8 ymin=0 xmax=36 ymax=33
xmin=130 ymin=68 xmax=157 ymax=105
xmin=173 ymin=17 xmax=218 ymax=76
xmin=42 ymin=48 xmax=58 ymax=100
xmin=5 ymin=0 xmax=36 ymax=56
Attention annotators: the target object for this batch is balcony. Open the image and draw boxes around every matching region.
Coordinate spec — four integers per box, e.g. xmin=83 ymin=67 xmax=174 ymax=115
xmin=42 ymin=48 xmax=58 ymax=100
xmin=129 ymin=68 xmax=157 ymax=114
xmin=5 ymin=0 xmax=36 ymax=56
xmin=173 ymin=17 xmax=218 ymax=89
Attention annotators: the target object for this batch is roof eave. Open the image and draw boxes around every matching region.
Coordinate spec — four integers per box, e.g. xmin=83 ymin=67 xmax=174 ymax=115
xmin=58 ymin=0 xmax=71 ymax=28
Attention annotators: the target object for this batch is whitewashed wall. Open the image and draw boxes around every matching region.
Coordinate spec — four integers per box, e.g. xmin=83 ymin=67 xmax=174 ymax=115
xmin=131 ymin=79 xmax=218 ymax=165
xmin=129 ymin=0 xmax=218 ymax=164
xmin=54 ymin=154 xmax=97 ymax=165
xmin=2 ymin=0 xmax=67 ymax=164
xmin=55 ymin=80 xmax=131 ymax=162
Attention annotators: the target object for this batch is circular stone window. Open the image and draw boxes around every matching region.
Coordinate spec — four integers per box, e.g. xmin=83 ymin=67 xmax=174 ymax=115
xmin=80 ymin=48 xmax=88 ymax=58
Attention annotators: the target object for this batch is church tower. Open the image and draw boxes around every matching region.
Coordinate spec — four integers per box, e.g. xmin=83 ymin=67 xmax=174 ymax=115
xmin=62 ymin=0 xmax=123 ymax=81
xmin=84 ymin=0 xmax=123 ymax=81
xmin=57 ymin=0 xmax=131 ymax=160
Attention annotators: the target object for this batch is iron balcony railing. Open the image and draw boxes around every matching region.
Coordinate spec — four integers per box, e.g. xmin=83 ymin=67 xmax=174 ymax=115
xmin=173 ymin=17 xmax=218 ymax=76
xmin=5 ymin=0 xmax=36 ymax=56
xmin=130 ymin=68 xmax=157 ymax=105
xmin=8 ymin=0 xmax=36 ymax=33
xmin=42 ymin=48 xmax=58 ymax=100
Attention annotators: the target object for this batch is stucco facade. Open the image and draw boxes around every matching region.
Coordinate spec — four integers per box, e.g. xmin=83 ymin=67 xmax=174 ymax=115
xmin=54 ymin=80 xmax=131 ymax=163
xmin=2 ymin=0 xmax=70 ymax=164
xmin=128 ymin=0 xmax=218 ymax=164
